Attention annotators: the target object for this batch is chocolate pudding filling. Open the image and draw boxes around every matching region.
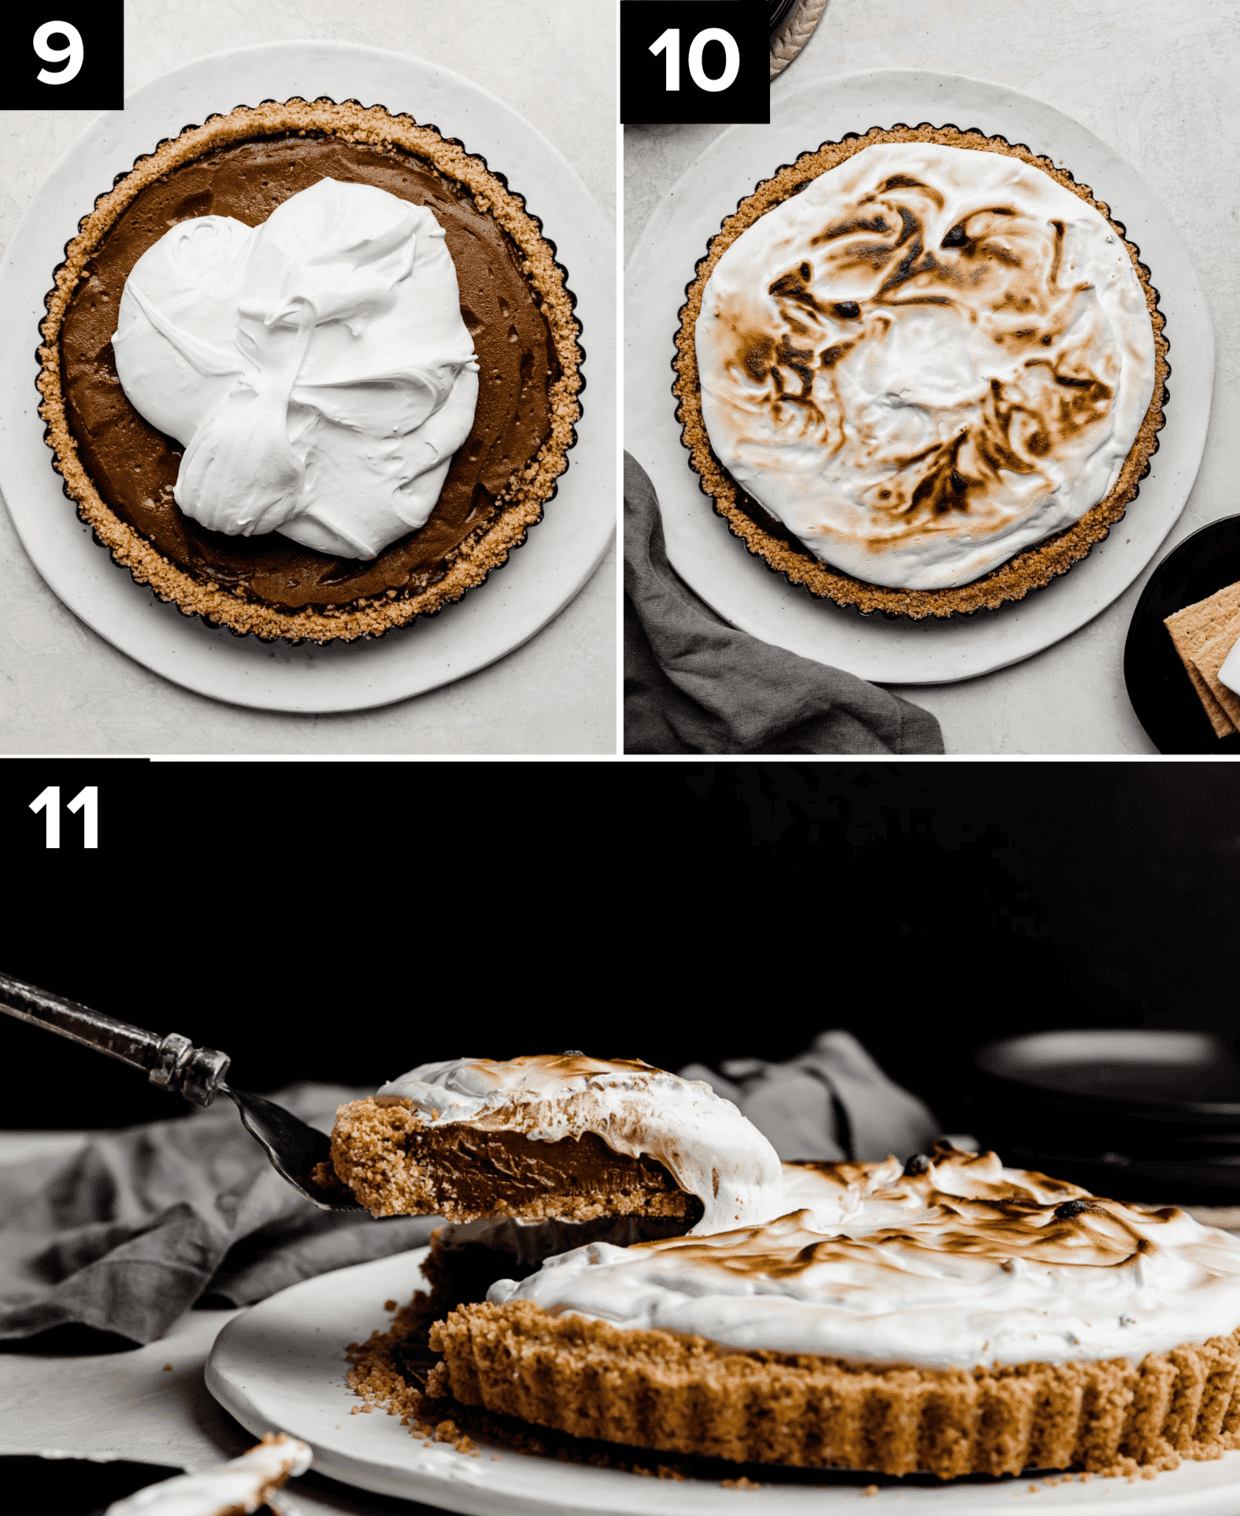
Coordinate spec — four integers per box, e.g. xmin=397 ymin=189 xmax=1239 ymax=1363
xmin=59 ymin=135 xmax=559 ymax=610
xmin=399 ymin=1126 xmax=696 ymax=1217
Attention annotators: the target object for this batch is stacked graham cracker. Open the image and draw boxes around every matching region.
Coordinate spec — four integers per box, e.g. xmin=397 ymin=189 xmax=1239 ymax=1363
xmin=1164 ymin=582 xmax=1240 ymax=737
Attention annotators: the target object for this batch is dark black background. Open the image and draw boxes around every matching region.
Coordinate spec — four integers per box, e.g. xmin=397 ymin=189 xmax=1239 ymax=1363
xmin=0 ymin=4 xmax=124 ymax=112
xmin=1 ymin=760 xmax=1235 ymax=1135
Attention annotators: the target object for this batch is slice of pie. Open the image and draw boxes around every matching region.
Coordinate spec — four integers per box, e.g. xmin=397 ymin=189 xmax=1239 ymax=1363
xmin=326 ymin=1053 xmax=787 ymax=1229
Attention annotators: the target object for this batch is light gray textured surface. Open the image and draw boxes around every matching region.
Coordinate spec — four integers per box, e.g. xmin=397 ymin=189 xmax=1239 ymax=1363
xmin=0 ymin=1131 xmax=429 ymax=1513
xmin=0 ymin=0 xmax=616 ymax=755
xmin=625 ymin=0 xmax=1240 ymax=754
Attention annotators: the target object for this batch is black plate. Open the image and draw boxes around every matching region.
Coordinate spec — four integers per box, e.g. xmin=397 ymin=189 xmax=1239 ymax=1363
xmin=975 ymin=1029 xmax=1240 ymax=1125
xmin=0 ymin=1457 xmax=184 ymax=1516
xmin=770 ymin=0 xmax=799 ymax=33
xmin=1124 ymin=515 xmax=1240 ymax=752
xmin=971 ymin=1030 xmax=1240 ymax=1204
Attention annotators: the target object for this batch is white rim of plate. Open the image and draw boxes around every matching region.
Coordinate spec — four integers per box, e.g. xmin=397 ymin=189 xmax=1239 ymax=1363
xmin=625 ymin=68 xmax=1213 ymax=686
xmin=0 ymin=39 xmax=615 ymax=714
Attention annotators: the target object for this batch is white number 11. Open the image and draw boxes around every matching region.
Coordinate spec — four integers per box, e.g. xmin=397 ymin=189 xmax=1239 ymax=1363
xmin=29 ymin=786 xmax=98 ymax=848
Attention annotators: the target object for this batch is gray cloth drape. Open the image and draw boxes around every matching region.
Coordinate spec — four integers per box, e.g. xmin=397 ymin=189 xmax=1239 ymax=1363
xmin=682 ymin=1030 xmax=938 ymax=1163
xmin=0 ymin=1084 xmax=435 ymax=1345
xmin=624 ymin=453 xmax=945 ymax=754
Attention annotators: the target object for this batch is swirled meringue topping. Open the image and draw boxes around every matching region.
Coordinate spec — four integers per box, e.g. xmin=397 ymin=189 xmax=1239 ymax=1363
xmin=490 ymin=1149 xmax=1240 ymax=1369
xmin=378 ymin=1055 xmax=787 ymax=1235
xmin=112 ymin=177 xmax=478 ymax=559
xmin=695 ymin=143 xmax=1157 ymax=590
xmin=780 ymin=1147 xmax=1088 ymax=1228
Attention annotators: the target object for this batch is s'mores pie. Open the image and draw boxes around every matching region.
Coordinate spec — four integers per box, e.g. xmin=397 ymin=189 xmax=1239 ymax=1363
xmin=675 ymin=127 xmax=1167 ymax=618
xmin=39 ymin=99 xmax=581 ymax=642
xmin=429 ymin=1148 xmax=1240 ymax=1479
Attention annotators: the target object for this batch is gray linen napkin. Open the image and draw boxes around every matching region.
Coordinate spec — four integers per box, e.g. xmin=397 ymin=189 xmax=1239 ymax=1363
xmin=0 ymin=1084 xmax=435 ymax=1345
xmin=682 ymin=1030 xmax=939 ymax=1163
xmin=624 ymin=453 xmax=944 ymax=754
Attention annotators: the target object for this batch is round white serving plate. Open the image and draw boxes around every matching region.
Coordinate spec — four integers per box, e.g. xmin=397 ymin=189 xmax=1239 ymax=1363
xmin=625 ymin=69 xmax=1213 ymax=685
xmin=0 ymin=41 xmax=614 ymax=714
xmin=207 ymin=1250 xmax=1240 ymax=1516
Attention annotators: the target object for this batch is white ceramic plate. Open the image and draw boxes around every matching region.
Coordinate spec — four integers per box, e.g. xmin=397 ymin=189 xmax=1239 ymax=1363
xmin=624 ymin=69 xmax=1213 ymax=685
xmin=0 ymin=41 xmax=614 ymax=714
xmin=207 ymin=1250 xmax=1240 ymax=1516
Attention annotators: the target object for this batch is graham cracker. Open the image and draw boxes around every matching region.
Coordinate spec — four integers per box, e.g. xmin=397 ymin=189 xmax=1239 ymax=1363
xmin=1190 ymin=615 xmax=1240 ymax=732
xmin=1164 ymin=582 xmax=1240 ymax=738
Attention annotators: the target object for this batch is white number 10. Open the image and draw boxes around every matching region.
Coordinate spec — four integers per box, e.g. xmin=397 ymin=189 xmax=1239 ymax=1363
xmin=649 ymin=27 xmax=741 ymax=94
xmin=35 ymin=20 xmax=84 ymax=85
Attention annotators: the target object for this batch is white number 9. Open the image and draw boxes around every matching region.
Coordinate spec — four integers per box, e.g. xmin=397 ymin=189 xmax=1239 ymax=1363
xmin=34 ymin=20 xmax=84 ymax=85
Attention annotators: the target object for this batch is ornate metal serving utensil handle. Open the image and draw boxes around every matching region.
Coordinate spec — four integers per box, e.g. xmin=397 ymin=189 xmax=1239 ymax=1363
xmin=0 ymin=969 xmax=230 ymax=1103
xmin=0 ymin=970 xmax=361 ymax=1211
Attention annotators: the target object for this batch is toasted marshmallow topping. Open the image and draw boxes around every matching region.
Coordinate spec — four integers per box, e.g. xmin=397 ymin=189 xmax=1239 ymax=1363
xmin=779 ymin=1148 xmax=1087 ymax=1227
xmin=490 ymin=1150 xmax=1240 ymax=1370
xmin=378 ymin=1055 xmax=787 ymax=1234
xmin=695 ymin=143 xmax=1156 ymax=589
xmin=104 ymin=1435 xmax=311 ymax=1515
xmin=113 ymin=177 xmax=478 ymax=559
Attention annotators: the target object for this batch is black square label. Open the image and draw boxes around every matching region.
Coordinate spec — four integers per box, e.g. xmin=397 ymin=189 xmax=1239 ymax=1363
xmin=0 ymin=3 xmax=124 ymax=111
xmin=621 ymin=2 xmax=769 ymax=125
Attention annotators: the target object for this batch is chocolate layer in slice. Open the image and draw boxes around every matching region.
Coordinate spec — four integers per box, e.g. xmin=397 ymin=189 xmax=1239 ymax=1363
xmin=329 ymin=1096 xmax=701 ymax=1223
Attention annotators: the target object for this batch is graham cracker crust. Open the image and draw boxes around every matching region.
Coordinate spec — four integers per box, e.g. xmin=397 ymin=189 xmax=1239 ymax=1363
xmin=37 ymin=98 xmax=583 ymax=644
xmin=673 ymin=123 xmax=1169 ymax=621
xmin=427 ymin=1299 xmax=1240 ymax=1479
